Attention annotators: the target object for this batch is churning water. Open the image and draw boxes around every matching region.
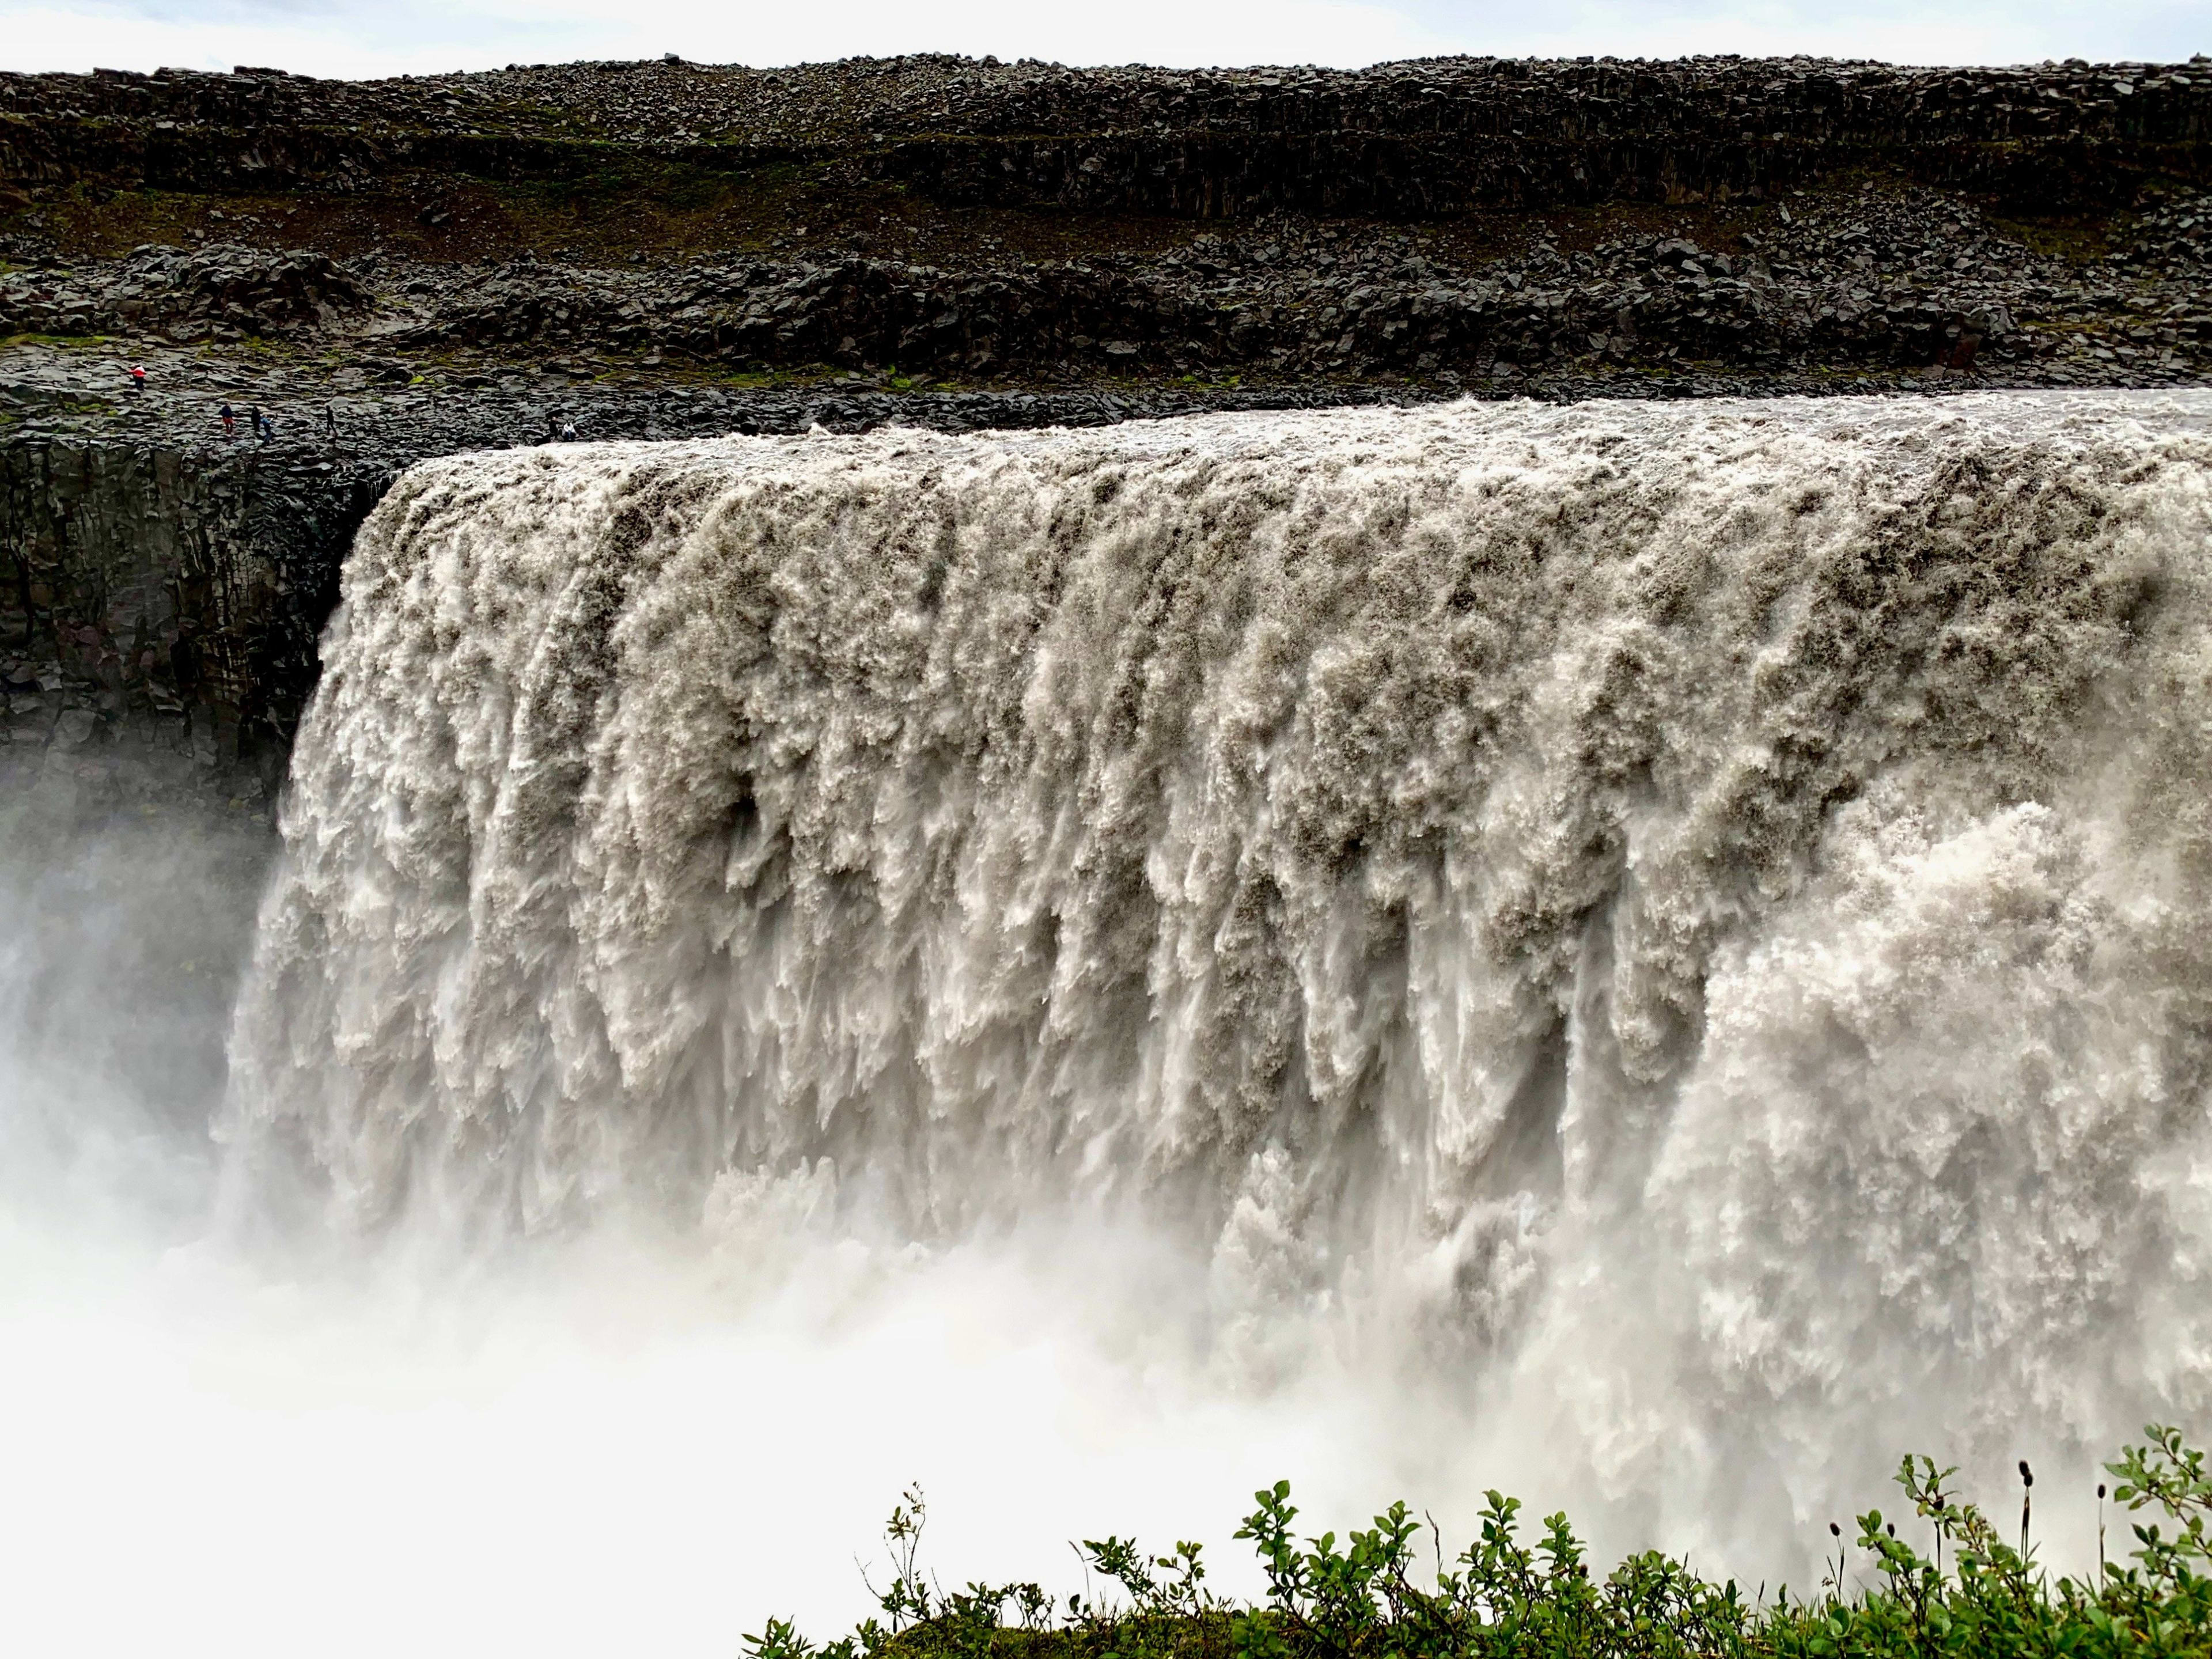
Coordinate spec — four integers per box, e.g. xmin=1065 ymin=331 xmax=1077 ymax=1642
xmin=12 ymin=393 xmax=2212 ymax=1654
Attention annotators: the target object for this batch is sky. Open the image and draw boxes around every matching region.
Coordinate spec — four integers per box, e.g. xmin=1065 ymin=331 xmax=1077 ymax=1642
xmin=0 ymin=0 xmax=2205 ymax=81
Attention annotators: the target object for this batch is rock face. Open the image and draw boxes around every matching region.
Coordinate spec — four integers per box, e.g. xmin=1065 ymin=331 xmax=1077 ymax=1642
xmin=374 ymin=199 xmax=2209 ymax=381
xmin=0 ymin=245 xmax=365 ymax=342
xmin=9 ymin=193 xmax=2212 ymax=385
xmin=0 ymin=429 xmax=374 ymax=804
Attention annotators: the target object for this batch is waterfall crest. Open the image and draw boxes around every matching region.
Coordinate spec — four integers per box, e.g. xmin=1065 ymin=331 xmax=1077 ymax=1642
xmin=225 ymin=393 xmax=2212 ymax=1517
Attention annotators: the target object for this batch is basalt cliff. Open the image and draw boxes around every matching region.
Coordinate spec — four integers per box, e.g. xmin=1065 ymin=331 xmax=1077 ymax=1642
xmin=3 ymin=51 xmax=2211 ymax=809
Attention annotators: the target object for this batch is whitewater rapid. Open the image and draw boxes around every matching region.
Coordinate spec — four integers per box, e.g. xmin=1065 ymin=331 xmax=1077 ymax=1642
xmin=217 ymin=391 xmax=2212 ymax=1578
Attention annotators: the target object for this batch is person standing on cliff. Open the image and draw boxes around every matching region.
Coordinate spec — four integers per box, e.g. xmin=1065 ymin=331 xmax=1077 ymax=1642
xmin=219 ymin=403 xmax=234 ymax=437
xmin=323 ymin=402 xmax=339 ymax=441
xmin=128 ymin=363 xmax=146 ymax=395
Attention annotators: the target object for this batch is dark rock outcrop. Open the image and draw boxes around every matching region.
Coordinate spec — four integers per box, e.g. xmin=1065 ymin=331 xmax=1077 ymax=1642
xmin=0 ymin=244 xmax=366 ymax=342
xmin=5 ymin=55 xmax=2209 ymax=216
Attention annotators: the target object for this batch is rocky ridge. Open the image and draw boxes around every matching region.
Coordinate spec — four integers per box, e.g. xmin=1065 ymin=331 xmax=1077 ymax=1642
xmin=8 ymin=179 xmax=2211 ymax=384
xmin=5 ymin=52 xmax=2210 ymax=215
xmin=359 ymin=184 xmax=2212 ymax=382
xmin=6 ymin=52 xmax=2212 ymax=387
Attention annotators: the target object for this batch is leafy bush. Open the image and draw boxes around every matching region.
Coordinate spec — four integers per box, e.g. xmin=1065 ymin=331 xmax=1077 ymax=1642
xmin=745 ymin=1427 xmax=2212 ymax=1659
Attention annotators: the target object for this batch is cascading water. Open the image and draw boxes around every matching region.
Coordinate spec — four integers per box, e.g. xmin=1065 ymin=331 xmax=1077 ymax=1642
xmin=190 ymin=391 xmax=2212 ymax=1624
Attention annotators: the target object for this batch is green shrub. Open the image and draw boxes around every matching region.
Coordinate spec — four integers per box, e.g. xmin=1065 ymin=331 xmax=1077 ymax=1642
xmin=746 ymin=1427 xmax=2212 ymax=1659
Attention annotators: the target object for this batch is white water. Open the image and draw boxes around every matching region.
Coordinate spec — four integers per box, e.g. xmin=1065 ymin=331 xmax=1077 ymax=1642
xmin=13 ymin=392 xmax=2212 ymax=1653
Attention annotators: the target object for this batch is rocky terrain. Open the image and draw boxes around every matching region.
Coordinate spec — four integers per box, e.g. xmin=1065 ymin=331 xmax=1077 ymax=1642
xmin=7 ymin=52 xmax=2212 ymax=387
xmin=4 ymin=51 xmax=2211 ymax=803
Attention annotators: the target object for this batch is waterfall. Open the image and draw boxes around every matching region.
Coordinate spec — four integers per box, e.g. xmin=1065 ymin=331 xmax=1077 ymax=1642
xmin=223 ymin=392 xmax=2212 ymax=1551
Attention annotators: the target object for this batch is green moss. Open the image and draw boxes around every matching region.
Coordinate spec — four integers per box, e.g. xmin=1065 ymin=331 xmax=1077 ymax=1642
xmin=1990 ymin=214 xmax=2116 ymax=265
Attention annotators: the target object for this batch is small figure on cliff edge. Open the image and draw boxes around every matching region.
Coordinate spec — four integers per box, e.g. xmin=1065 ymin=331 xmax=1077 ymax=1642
xmin=219 ymin=403 xmax=234 ymax=438
xmin=128 ymin=363 xmax=146 ymax=394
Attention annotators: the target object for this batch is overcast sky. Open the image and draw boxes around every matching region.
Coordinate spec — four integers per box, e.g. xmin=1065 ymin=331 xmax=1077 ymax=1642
xmin=2 ymin=0 xmax=2205 ymax=81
